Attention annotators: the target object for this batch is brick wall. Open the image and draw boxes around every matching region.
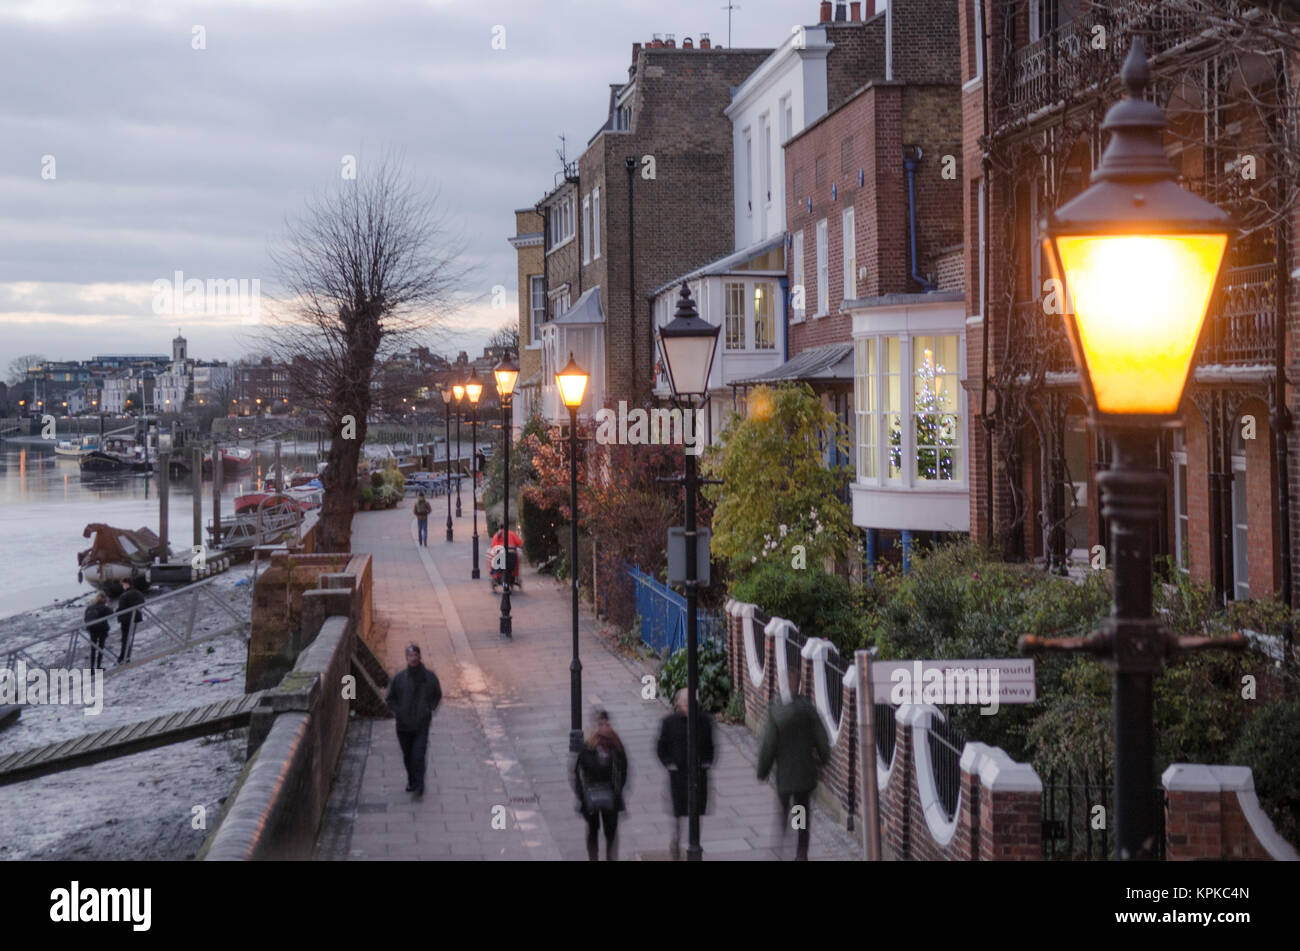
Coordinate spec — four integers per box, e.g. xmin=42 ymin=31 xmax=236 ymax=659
xmin=513 ymin=209 xmax=543 ymax=388
xmin=1163 ymin=764 xmax=1299 ymax=861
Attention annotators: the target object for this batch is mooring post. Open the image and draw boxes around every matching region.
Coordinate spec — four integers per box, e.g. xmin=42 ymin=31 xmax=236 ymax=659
xmin=158 ymin=449 xmax=170 ymax=562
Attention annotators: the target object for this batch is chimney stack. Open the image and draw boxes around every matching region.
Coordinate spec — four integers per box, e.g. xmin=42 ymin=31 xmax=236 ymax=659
xmin=851 ymin=1 xmax=862 ymax=21
xmin=665 ymin=33 xmax=676 ymax=48
xmin=651 ymin=33 xmax=663 ymax=48
xmin=632 ymin=41 xmax=641 ymax=64
xmin=700 ymin=32 xmax=711 ymax=49
xmin=683 ymin=36 xmax=693 ymax=48
xmin=863 ymin=0 xmax=876 ymax=17
xmin=819 ymin=1 xmax=832 ymax=24
xmin=835 ymin=0 xmax=847 ymax=21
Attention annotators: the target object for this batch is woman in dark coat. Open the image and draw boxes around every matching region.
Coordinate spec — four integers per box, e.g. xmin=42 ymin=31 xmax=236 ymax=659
xmin=574 ymin=710 xmax=628 ymax=861
xmin=656 ymin=688 xmax=715 ymax=860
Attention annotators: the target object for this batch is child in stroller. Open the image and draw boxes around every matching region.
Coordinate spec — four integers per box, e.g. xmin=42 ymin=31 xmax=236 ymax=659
xmin=489 ymin=528 xmax=523 ymax=593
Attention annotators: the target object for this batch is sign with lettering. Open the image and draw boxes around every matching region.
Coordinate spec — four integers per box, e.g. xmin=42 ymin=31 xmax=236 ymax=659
xmin=871 ymin=659 xmax=1037 ymax=713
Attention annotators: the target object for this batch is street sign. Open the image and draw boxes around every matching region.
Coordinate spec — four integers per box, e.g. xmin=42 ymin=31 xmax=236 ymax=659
xmin=871 ymin=658 xmax=1036 ymax=708
xmin=666 ymin=526 xmax=710 ymax=586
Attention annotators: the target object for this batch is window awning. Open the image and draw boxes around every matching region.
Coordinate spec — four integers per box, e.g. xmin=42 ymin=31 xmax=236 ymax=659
xmin=551 ymin=286 xmax=604 ymax=325
xmin=731 ymin=342 xmax=854 ymax=386
xmin=648 ymin=234 xmax=787 ymax=299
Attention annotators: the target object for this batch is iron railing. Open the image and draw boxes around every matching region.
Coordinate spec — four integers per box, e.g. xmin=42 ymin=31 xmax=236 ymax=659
xmin=1041 ymin=758 xmax=1168 ymax=860
xmin=627 ymin=565 xmax=725 ymax=654
xmin=783 ymin=625 xmax=805 ymax=697
xmin=874 ymin=702 xmax=898 ymax=768
xmin=824 ymin=654 xmax=847 ymax=727
xmin=926 ymin=710 xmax=969 ymax=822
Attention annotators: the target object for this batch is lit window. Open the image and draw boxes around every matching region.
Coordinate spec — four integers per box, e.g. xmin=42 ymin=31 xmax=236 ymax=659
xmin=884 ymin=337 xmax=903 ymax=480
xmin=913 ymin=335 xmax=962 ymax=482
xmin=855 ymin=338 xmax=876 ymax=480
xmin=754 ymin=283 xmax=775 ymax=350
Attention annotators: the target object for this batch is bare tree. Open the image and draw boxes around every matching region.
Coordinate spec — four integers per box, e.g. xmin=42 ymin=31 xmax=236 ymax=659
xmin=487 ymin=320 xmax=519 ymax=356
xmin=6 ymin=354 xmax=45 ymax=386
xmin=265 ymin=154 xmax=473 ymax=552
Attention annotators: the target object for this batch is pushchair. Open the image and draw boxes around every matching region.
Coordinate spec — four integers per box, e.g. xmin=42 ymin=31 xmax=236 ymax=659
xmin=489 ymin=529 xmax=523 ymax=594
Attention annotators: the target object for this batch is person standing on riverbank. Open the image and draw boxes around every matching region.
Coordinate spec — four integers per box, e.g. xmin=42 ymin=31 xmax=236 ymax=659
xmin=413 ymin=492 xmax=431 ymax=546
xmin=116 ymin=579 xmax=145 ymax=664
xmin=83 ymin=592 xmax=112 ymax=670
xmin=385 ymin=644 xmax=442 ymax=798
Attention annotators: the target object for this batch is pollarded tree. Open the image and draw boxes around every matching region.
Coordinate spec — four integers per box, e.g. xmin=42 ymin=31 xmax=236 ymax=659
xmin=266 ymin=153 xmax=472 ymax=552
xmin=704 ymin=383 xmax=854 ymax=579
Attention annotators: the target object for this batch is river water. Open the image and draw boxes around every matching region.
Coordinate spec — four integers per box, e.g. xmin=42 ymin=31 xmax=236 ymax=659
xmin=0 ymin=438 xmax=319 ymax=619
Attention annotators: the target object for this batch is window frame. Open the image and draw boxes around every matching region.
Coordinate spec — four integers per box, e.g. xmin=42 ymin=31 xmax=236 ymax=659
xmin=753 ymin=281 xmax=776 ymax=351
xmin=1231 ymin=453 xmax=1249 ymax=600
xmin=842 ymin=206 xmax=856 ymax=302
xmin=815 ymin=218 xmax=829 ymax=317
xmin=592 ymin=187 xmax=601 ymax=259
xmin=582 ymin=193 xmax=592 ymax=264
xmin=1171 ymin=447 xmax=1190 ymax=574
xmin=529 ymin=275 xmax=545 ymax=345
xmin=791 ymin=229 xmax=806 ymax=323
xmin=724 ymin=281 xmax=746 ymax=351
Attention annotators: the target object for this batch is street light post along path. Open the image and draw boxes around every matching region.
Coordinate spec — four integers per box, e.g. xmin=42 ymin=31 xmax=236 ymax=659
xmin=441 ymin=385 xmax=454 ymax=542
xmin=556 ymin=353 xmax=591 ymax=753
xmin=467 ymin=370 xmax=483 ymax=579
xmin=658 ymin=283 xmax=721 ymax=863
xmin=1024 ymin=39 xmax=1248 ymax=860
xmin=494 ymin=356 xmax=519 ymax=638
xmin=452 ymin=380 xmax=465 ymax=518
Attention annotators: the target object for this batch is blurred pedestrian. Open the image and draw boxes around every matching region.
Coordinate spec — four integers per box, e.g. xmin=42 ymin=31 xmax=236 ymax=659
xmin=385 ymin=643 xmax=442 ymax=798
xmin=116 ymin=577 xmax=145 ymax=664
xmin=413 ymin=491 xmax=431 ymax=546
xmin=83 ymin=591 xmax=113 ymax=670
xmin=756 ymin=695 xmax=830 ymax=861
xmin=574 ymin=709 xmax=628 ymax=861
xmin=656 ymin=688 xmax=715 ymax=860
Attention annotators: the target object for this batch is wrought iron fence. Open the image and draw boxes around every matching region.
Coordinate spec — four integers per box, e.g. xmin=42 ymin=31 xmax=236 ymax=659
xmin=874 ymin=702 xmax=898 ymax=768
xmin=627 ymin=565 xmax=725 ymax=654
xmin=824 ymin=654 xmax=846 ymax=726
xmin=1201 ymin=264 xmax=1277 ymax=366
xmin=783 ymin=625 xmax=805 ymax=697
xmin=1040 ymin=757 xmax=1168 ymax=860
xmin=926 ymin=710 xmax=969 ymax=822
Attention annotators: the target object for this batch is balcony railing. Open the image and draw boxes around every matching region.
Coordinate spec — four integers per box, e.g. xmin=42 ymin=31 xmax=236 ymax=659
xmin=1008 ymin=264 xmax=1277 ymax=378
xmin=1001 ymin=2 xmax=1211 ymax=128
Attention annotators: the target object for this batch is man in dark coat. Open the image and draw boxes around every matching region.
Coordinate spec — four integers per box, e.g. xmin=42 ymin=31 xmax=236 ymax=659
xmin=83 ymin=592 xmax=113 ymax=670
xmin=386 ymin=643 xmax=442 ymax=798
xmin=656 ymin=688 xmax=715 ymax=861
xmin=116 ymin=578 xmax=146 ymax=664
xmin=756 ymin=694 xmax=830 ymax=861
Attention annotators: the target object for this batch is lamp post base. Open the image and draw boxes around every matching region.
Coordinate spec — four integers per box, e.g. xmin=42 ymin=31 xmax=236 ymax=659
xmin=445 ymin=520 xmax=453 ymax=543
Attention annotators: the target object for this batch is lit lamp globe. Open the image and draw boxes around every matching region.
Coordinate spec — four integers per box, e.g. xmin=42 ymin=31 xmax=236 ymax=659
xmin=493 ymin=356 xmax=519 ymax=401
xmin=555 ymin=353 xmax=589 ymax=410
xmin=466 ymin=369 xmax=483 ymax=405
xmin=1042 ymin=39 xmax=1231 ymax=425
xmin=658 ymin=283 xmax=719 ymax=398
xmin=452 ymin=381 xmax=465 ymax=403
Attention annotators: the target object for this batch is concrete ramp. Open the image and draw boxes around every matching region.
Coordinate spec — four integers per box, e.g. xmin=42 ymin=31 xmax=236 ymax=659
xmin=0 ymin=691 xmax=266 ymax=786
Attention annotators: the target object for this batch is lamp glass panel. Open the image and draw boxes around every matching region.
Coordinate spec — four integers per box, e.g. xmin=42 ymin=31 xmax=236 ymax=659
xmin=1053 ymin=233 xmax=1227 ymax=416
xmin=494 ymin=367 xmax=518 ymax=398
xmin=452 ymin=384 xmax=465 ymax=401
xmin=556 ymin=370 xmax=589 ymax=408
xmin=466 ymin=381 xmax=483 ymax=403
xmin=661 ymin=334 xmax=715 ymax=396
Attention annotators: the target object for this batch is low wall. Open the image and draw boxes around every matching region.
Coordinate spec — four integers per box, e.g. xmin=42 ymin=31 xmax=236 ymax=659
xmin=1163 ymin=764 xmax=1299 ymax=861
xmin=200 ymin=605 xmax=355 ymax=860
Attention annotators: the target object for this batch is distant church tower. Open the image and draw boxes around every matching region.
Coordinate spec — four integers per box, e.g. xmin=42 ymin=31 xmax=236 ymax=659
xmin=173 ymin=329 xmax=187 ymax=362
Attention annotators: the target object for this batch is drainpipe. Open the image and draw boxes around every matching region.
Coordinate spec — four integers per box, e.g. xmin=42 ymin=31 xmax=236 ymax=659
xmin=626 ymin=156 xmax=638 ymax=403
xmin=979 ymin=8 xmax=994 ymax=546
xmin=903 ymin=147 xmax=937 ymax=292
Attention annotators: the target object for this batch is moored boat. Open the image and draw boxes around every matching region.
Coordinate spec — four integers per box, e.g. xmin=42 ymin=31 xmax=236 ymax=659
xmin=77 ymin=523 xmax=167 ymax=594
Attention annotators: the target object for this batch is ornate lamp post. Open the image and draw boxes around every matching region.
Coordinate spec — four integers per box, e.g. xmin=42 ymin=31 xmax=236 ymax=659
xmin=1024 ymin=39 xmax=1246 ymax=861
xmin=658 ymin=283 xmax=720 ymax=863
xmin=452 ymin=379 xmax=465 ymax=518
xmin=493 ymin=356 xmax=519 ymax=638
xmin=441 ymin=384 xmax=454 ymax=542
xmin=556 ymin=353 xmax=590 ymax=752
xmin=467 ymin=369 xmax=483 ymax=579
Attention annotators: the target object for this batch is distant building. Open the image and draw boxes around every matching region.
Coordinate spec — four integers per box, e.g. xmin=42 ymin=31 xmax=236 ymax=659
xmin=508 ymin=208 xmax=544 ymax=435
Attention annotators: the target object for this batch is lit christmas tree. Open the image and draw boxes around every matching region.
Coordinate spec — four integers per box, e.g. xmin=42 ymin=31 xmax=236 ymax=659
xmin=889 ymin=348 xmax=957 ymax=480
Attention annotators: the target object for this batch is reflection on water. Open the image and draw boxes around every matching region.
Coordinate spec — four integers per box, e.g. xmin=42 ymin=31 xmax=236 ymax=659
xmin=0 ymin=440 xmax=320 ymax=619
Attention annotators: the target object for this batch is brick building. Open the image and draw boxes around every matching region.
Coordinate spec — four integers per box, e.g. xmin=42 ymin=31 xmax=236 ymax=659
xmin=960 ymin=0 xmax=1296 ymax=605
xmin=525 ymin=34 xmax=772 ymax=427
xmin=508 ymin=208 xmax=544 ymax=435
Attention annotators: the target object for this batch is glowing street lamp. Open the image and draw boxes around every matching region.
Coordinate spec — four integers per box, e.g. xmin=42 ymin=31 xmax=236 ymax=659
xmin=467 ymin=369 xmax=483 ymax=579
xmin=493 ymin=355 xmax=519 ymax=638
xmin=556 ymin=353 xmax=590 ymax=752
xmin=656 ymin=283 xmax=719 ymax=863
xmin=452 ymin=380 xmax=465 ymax=518
xmin=1024 ymin=39 xmax=1245 ymax=861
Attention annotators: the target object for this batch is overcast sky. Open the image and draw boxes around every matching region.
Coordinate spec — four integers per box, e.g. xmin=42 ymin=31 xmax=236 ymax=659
xmin=0 ymin=0 xmax=818 ymax=372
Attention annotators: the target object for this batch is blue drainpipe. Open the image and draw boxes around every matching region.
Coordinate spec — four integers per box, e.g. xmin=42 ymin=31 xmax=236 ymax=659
xmin=903 ymin=148 xmax=937 ymax=293
xmin=901 ymin=530 xmax=915 ymax=573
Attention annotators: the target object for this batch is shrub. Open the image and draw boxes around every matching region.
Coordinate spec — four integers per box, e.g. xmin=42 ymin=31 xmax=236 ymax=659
xmin=730 ymin=558 xmax=863 ymax=657
xmin=370 ymin=471 xmax=385 ymax=489
xmin=359 ymin=485 xmax=374 ymax=505
xmin=521 ymin=493 xmax=561 ymax=565
xmin=658 ymin=643 xmax=731 ymax=714
xmin=1230 ymin=699 xmax=1300 ymax=846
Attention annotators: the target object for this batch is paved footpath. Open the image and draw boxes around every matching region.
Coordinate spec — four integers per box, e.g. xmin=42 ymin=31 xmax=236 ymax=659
xmin=316 ymin=504 xmax=860 ymax=861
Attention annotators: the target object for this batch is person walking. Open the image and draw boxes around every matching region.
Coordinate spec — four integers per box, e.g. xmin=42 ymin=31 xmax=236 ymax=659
xmin=413 ymin=491 xmax=432 ymax=546
xmin=656 ymin=688 xmax=715 ymax=861
xmin=385 ymin=643 xmax=443 ymax=798
xmin=574 ymin=710 xmax=628 ymax=861
xmin=83 ymin=591 xmax=113 ymax=670
xmin=116 ymin=578 xmax=146 ymax=664
xmin=756 ymin=694 xmax=830 ymax=861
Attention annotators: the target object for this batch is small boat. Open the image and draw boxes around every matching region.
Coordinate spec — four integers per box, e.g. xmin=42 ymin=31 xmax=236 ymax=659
xmin=79 ymin=436 xmax=151 ymax=474
xmin=202 ymin=447 xmax=254 ymax=475
xmin=55 ymin=435 xmax=99 ymax=457
xmin=77 ymin=523 xmax=167 ymax=593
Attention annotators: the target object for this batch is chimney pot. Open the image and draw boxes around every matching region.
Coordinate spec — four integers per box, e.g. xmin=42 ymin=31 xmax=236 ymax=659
xmin=666 ymin=33 xmax=676 ymax=48
xmin=632 ymin=42 xmax=641 ymax=63
xmin=683 ymin=36 xmax=693 ymax=48
xmin=835 ymin=0 xmax=847 ymax=22
xmin=850 ymin=1 xmax=862 ymax=21
xmin=700 ymin=32 xmax=711 ymax=49
xmin=863 ymin=0 xmax=876 ymax=16
xmin=819 ymin=1 xmax=832 ymax=24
